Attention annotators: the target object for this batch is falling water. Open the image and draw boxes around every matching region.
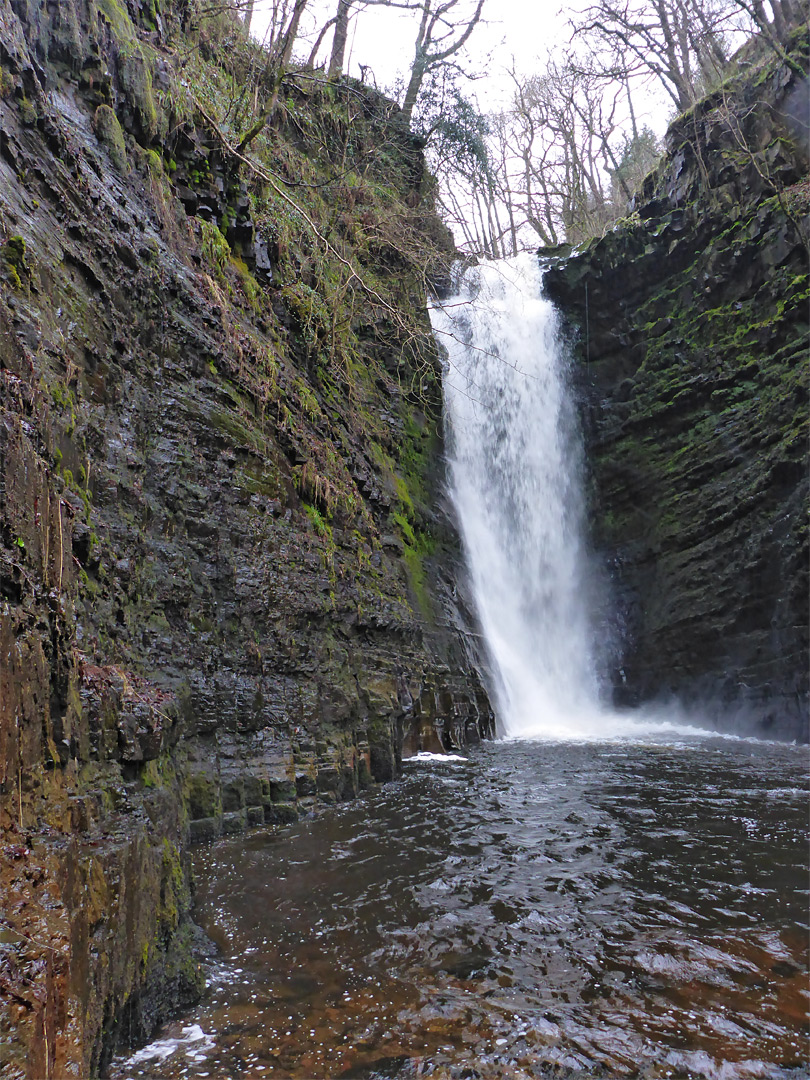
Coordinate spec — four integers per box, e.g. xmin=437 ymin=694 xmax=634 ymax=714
xmin=433 ymin=254 xmax=602 ymax=738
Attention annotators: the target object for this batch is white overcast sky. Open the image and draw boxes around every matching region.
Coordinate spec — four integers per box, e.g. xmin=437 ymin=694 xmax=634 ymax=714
xmin=251 ymin=0 xmax=670 ymax=131
xmin=254 ymin=1 xmax=574 ymax=106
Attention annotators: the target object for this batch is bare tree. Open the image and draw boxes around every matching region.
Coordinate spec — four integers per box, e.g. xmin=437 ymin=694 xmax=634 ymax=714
xmin=727 ymin=0 xmax=808 ymax=64
xmin=400 ymin=0 xmax=487 ymax=125
xmin=229 ymin=0 xmax=312 ymax=149
xmin=488 ymin=57 xmax=640 ymax=248
xmin=241 ymin=0 xmax=311 ymax=62
xmin=736 ymin=0 xmax=807 ymax=43
xmin=572 ymin=0 xmax=739 ymax=112
xmin=327 ymin=0 xmax=353 ymax=75
xmin=319 ymin=0 xmax=422 ymax=80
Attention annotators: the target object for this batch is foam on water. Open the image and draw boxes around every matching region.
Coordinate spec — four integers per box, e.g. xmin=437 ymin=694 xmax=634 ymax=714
xmin=405 ymin=752 xmax=471 ymax=763
xmin=120 ymin=1023 xmax=214 ymax=1073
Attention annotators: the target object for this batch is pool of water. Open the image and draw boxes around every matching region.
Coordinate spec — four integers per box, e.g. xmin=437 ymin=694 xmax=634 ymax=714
xmin=112 ymin=735 xmax=809 ymax=1079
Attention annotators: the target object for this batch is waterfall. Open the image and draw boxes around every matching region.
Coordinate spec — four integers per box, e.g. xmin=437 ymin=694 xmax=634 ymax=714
xmin=432 ymin=254 xmax=604 ymax=740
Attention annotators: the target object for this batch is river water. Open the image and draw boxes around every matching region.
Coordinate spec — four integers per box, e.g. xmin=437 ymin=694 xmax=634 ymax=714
xmin=114 ymin=736 xmax=808 ymax=1079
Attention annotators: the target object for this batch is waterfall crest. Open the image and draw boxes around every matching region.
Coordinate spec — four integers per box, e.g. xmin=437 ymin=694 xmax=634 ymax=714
xmin=432 ymin=254 xmax=604 ymax=739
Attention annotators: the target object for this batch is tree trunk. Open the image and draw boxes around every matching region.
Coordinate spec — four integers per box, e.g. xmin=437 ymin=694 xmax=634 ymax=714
xmin=280 ymin=0 xmax=309 ymax=68
xmin=328 ymin=0 xmax=351 ymax=78
xmin=401 ymin=53 xmax=426 ymax=125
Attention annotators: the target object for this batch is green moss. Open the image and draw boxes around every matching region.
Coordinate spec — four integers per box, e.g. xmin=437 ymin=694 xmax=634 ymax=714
xmin=96 ymin=0 xmax=165 ymax=139
xmin=18 ymin=96 xmax=38 ymax=125
xmin=209 ymin=407 xmax=267 ymax=453
xmin=185 ymin=773 xmax=221 ymax=820
xmin=140 ymin=758 xmax=172 ymax=789
xmin=294 ymin=377 xmax=321 ymax=420
xmin=93 ymin=104 xmax=128 ymax=172
xmin=97 ymin=0 xmax=136 ymax=41
xmin=199 ymin=219 xmax=231 ymax=276
xmin=0 ymin=66 xmax=14 ymax=98
xmin=143 ymin=0 xmax=159 ymax=31
xmin=393 ymin=474 xmax=415 ymax=518
xmin=392 ymin=510 xmax=415 ymax=546
xmin=119 ymin=43 xmax=159 ymax=139
xmin=233 ymin=467 xmax=280 ymax=497
xmin=402 ymin=543 xmax=432 ymax=618
xmin=144 ymin=147 xmax=163 ymax=176
xmin=1 ymin=235 xmax=26 ymax=288
xmin=230 ymin=255 xmax=261 ymax=306
xmin=159 ymin=839 xmax=186 ymax=932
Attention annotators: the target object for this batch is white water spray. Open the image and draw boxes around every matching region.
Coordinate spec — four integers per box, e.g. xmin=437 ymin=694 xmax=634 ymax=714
xmin=433 ymin=255 xmax=713 ymax=743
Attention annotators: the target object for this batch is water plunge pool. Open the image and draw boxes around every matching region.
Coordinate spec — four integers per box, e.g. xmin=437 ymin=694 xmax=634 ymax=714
xmin=113 ymin=735 xmax=809 ymax=1079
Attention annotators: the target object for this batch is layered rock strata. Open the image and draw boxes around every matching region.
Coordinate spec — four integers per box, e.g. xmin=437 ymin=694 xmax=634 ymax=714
xmin=546 ymin=33 xmax=809 ymax=740
xmin=0 ymin=1 xmax=491 ymax=1074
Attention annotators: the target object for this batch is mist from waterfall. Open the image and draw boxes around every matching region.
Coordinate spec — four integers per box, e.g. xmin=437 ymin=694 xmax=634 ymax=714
xmin=433 ymin=255 xmax=703 ymax=741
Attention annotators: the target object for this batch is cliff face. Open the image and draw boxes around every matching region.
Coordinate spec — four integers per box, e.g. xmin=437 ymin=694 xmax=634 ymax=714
xmin=0 ymin=1 xmax=491 ymax=1074
xmin=545 ymin=34 xmax=809 ymax=741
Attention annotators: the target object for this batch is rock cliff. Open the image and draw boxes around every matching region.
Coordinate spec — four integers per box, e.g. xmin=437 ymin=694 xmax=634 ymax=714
xmin=0 ymin=1 xmax=491 ymax=1074
xmin=545 ymin=31 xmax=809 ymax=741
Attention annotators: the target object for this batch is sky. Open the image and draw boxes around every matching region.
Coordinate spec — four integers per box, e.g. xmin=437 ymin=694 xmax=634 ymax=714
xmin=250 ymin=0 xmax=672 ymax=133
xmin=253 ymin=0 xmax=572 ymax=109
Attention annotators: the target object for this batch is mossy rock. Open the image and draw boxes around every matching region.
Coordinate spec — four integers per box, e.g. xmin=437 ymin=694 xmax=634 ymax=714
xmin=0 ymin=66 xmax=15 ymax=98
xmin=184 ymin=773 xmax=221 ymax=821
xmin=97 ymin=0 xmax=136 ymax=42
xmin=18 ymin=96 xmax=38 ymax=125
xmin=119 ymin=44 xmax=159 ymax=140
xmin=199 ymin=219 xmax=231 ymax=276
xmin=1 ymin=236 xmax=27 ymax=288
xmin=93 ymin=104 xmax=128 ymax=172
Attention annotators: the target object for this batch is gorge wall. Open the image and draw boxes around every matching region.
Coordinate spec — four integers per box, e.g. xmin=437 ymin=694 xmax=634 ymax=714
xmin=545 ymin=31 xmax=809 ymax=742
xmin=0 ymin=1 xmax=491 ymax=1074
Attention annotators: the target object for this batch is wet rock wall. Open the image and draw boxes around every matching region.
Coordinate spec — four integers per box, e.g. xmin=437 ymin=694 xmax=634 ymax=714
xmin=545 ymin=33 xmax=809 ymax=740
xmin=0 ymin=0 xmax=491 ymax=1074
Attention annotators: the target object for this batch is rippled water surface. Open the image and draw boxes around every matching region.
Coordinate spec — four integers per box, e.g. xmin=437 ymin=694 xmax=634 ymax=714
xmin=114 ymin=737 xmax=809 ymax=1079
